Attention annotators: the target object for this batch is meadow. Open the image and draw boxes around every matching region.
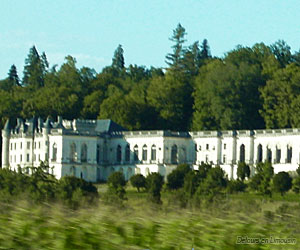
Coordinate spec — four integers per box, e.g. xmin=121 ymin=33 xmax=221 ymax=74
xmin=0 ymin=184 xmax=299 ymax=250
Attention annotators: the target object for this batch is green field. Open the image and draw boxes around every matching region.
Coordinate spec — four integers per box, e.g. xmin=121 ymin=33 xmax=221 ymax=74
xmin=0 ymin=184 xmax=299 ymax=250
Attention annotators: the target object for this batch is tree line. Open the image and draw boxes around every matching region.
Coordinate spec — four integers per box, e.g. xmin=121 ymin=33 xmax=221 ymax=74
xmin=1 ymin=24 xmax=300 ymax=132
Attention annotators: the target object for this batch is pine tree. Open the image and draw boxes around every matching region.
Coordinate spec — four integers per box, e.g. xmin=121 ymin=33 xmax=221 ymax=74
xmin=8 ymin=64 xmax=20 ymax=86
xmin=165 ymin=23 xmax=187 ymax=71
xmin=112 ymin=44 xmax=125 ymax=70
xmin=200 ymin=39 xmax=211 ymax=60
xmin=23 ymin=46 xmax=48 ymax=88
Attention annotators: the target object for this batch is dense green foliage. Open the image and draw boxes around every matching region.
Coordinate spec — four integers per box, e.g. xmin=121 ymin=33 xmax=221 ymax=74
xmin=146 ymin=172 xmax=164 ymax=203
xmin=166 ymin=163 xmax=191 ymax=190
xmin=272 ymin=171 xmax=292 ymax=195
xmin=107 ymin=171 xmax=126 ymax=199
xmin=0 ymin=163 xmax=98 ymax=209
xmin=130 ymin=174 xmax=146 ymax=192
xmin=0 ymin=25 xmax=299 ymax=133
xmin=237 ymin=162 xmax=250 ymax=181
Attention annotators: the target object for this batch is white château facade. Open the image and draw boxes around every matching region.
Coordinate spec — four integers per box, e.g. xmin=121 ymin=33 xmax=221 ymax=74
xmin=1 ymin=117 xmax=299 ymax=182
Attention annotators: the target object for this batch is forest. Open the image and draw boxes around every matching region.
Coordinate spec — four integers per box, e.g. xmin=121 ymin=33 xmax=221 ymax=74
xmin=1 ymin=23 xmax=300 ymax=133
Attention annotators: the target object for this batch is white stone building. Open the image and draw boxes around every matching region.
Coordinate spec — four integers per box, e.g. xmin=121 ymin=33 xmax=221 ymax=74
xmin=2 ymin=117 xmax=299 ymax=182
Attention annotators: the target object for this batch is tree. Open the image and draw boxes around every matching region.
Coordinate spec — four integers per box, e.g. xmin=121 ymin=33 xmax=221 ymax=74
xmin=107 ymin=171 xmax=126 ymax=199
xmin=270 ymin=40 xmax=292 ymax=68
xmin=8 ymin=65 xmax=20 ymax=86
xmin=200 ymin=39 xmax=211 ymax=61
xmin=112 ymin=44 xmax=125 ymax=71
xmin=167 ymin=164 xmax=191 ymax=190
xmin=237 ymin=162 xmax=250 ymax=181
xmin=273 ymin=172 xmax=292 ymax=196
xmin=146 ymin=172 xmax=164 ymax=204
xmin=23 ymin=46 xmax=48 ymax=88
xmin=197 ymin=166 xmax=227 ymax=197
xmin=130 ymin=174 xmax=146 ymax=192
xmin=249 ymin=162 xmax=274 ymax=196
xmin=165 ymin=23 xmax=187 ymax=71
xmin=260 ymin=63 xmax=300 ymax=128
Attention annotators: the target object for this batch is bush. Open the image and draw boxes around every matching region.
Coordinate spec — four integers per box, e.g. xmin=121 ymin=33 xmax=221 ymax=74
xmin=197 ymin=166 xmax=227 ymax=197
xmin=237 ymin=162 xmax=250 ymax=181
xmin=130 ymin=174 xmax=146 ymax=192
xmin=58 ymin=176 xmax=98 ymax=208
xmin=167 ymin=164 xmax=191 ymax=190
xmin=107 ymin=172 xmax=126 ymax=199
xmin=226 ymin=180 xmax=247 ymax=194
xmin=146 ymin=173 xmax=164 ymax=204
xmin=273 ymin=171 xmax=292 ymax=196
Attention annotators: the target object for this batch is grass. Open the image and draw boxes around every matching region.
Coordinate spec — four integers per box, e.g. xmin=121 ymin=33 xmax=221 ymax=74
xmin=0 ymin=185 xmax=299 ymax=249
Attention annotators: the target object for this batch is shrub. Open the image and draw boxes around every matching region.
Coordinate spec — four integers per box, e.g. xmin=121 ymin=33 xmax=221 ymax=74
xmin=107 ymin=172 xmax=126 ymax=200
xmin=130 ymin=174 xmax=146 ymax=192
xmin=273 ymin=171 xmax=292 ymax=196
xmin=237 ymin=162 xmax=250 ymax=181
xmin=167 ymin=164 xmax=191 ymax=190
xmin=146 ymin=173 xmax=164 ymax=204
xmin=226 ymin=180 xmax=247 ymax=194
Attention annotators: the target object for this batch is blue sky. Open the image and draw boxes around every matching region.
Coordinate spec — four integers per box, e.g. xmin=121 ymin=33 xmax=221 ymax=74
xmin=0 ymin=0 xmax=299 ymax=78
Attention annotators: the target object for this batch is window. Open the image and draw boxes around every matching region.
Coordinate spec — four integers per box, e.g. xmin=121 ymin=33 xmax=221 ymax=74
xmin=276 ymin=147 xmax=281 ymax=163
xmin=96 ymin=144 xmax=101 ymax=164
xmin=240 ymin=144 xmax=245 ymax=163
xmin=20 ymin=142 xmax=22 ymax=149
xmin=287 ymin=146 xmax=292 ymax=163
xmin=223 ymin=154 xmax=226 ymax=164
xmin=33 ymin=154 xmax=36 ymax=161
xmin=10 ymin=143 xmax=12 ymax=150
xmin=142 ymin=145 xmax=147 ymax=161
xmin=52 ymin=143 xmax=57 ymax=161
xmin=257 ymin=144 xmax=263 ymax=163
xmin=27 ymin=142 xmax=30 ymax=150
xmin=20 ymin=154 xmax=22 ymax=162
xmin=34 ymin=142 xmax=36 ymax=149
xmin=194 ymin=144 xmax=197 ymax=162
xmin=38 ymin=154 xmax=40 ymax=161
xmin=14 ymin=143 xmax=16 ymax=150
xmin=267 ymin=147 xmax=272 ymax=163
xmin=70 ymin=143 xmax=77 ymax=163
xmin=206 ymin=144 xmax=209 ymax=150
xmin=116 ymin=145 xmax=122 ymax=163
xmin=199 ymin=145 xmax=202 ymax=151
xmin=38 ymin=142 xmax=41 ymax=149
xmin=151 ymin=145 xmax=156 ymax=161
xmin=27 ymin=154 xmax=30 ymax=162
xmin=171 ymin=145 xmax=178 ymax=164
xmin=224 ymin=144 xmax=226 ymax=150
xmin=125 ymin=144 xmax=130 ymax=162
xmin=205 ymin=155 xmax=209 ymax=163
xmin=134 ymin=145 xmax=139 ymax=162
xmin=14 ymin=155 xmax=16 ymax=162
xmin=81 ymin=143 xmax=88 ymax=163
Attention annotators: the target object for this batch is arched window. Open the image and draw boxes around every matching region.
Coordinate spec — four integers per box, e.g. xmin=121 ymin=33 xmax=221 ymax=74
xmin=70 ymin=143 xmax=77 ymax=163
xmin=171 ymin=145 xmax=178 ymax=164
xmin=125 ymin=144 xmax=130 ymax=162
xmin=142 ymin=145 xmax=147 ymax=161
xmin=267 ymin=147 xmax=272 ymax=163
xmin=134 ymin=145 xmax=139 ymax=162
xmin=81 ymin=143 xmax=87 ymax=163
xmin=276 ymin=146 xmax=281 ymax=163
xmin=151 ymin=145 xmax=156 ymax=161
xmin=239 ymin=144 xmax=245 ymax=163
xmin=257 ymin=144 xmax=263 ymax=163
xmin=52 ymin=143 xmax=57 ymax=161
xmin=116 ymin=145 xmax=122 ymax=163
xmin=287 ymin=146 xmax=292 ymax=163
xmin=96 ymin=144 xmax=101 ymax=164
